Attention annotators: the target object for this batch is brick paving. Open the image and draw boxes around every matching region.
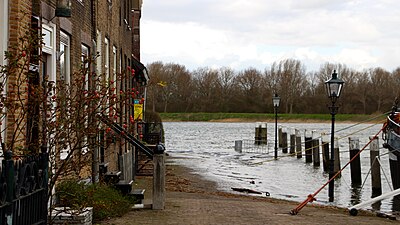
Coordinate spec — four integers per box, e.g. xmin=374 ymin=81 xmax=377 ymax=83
xmin=101 ymin=161 xmax=400 ymax=225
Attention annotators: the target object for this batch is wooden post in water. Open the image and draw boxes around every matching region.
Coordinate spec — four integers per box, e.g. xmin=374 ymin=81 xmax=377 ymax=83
xmin=295 ymin=129 xmax=302 ymax=158
xmin=369 ymin=136 xmax=382 ymax=197
xmin=255 ymin=124 xmax=261 ymax=145
xmin=278 ymin=126 xmax=283 ymax=148
xmin=334 ymin=138 xmax=341 ymax=177
xmin=260 ymin=123 xmax=268 ymax=145
xmin=349 ymin=137 xmax=362 ymax=185
xmin=312 ymin=130 xmax=320 ymax=167
xmin=282 ymin=128 xmax=288 ymax=153
xmin=321 ymin=134 xmax=329 ymax=172
xmin=305 ymin=130 xmax=313 ymax=163
xmin=290 ymin=128 xmax=296 ymax=155
xmin=234 ymin=140 xmax=243 ymax=153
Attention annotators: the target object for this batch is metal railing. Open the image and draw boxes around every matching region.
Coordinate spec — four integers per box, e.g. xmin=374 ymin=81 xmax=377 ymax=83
xmin=234 ymin=139 xmax=272 ymax=154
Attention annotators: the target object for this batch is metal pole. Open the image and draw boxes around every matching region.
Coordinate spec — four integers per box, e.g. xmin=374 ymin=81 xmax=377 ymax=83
xmin=329 ymin=102 xmax=336 ymax=202
xmin=274 ymin=106 xmax=278 ymax=159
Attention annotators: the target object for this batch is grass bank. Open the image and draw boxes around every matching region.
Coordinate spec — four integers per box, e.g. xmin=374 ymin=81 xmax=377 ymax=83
xmin=159 ymin=112 xmax=388 ymax=123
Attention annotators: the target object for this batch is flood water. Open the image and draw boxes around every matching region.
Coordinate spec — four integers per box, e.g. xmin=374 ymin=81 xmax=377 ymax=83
xmin=163 ymin=121 xmax=400 ymax=214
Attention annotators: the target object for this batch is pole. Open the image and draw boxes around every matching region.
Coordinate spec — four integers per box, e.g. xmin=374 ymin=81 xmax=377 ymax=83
xmin=329 ymin=103 xmax=336 ymax=202
xmin=274 ymin=105 xmax=278 ymax=159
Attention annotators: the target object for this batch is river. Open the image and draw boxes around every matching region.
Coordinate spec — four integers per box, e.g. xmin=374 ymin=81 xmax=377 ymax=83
xmin=163 ymin=121 xmax=400 ymax=214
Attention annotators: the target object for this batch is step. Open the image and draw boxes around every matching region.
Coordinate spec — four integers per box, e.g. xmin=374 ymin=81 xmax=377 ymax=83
xmin=104 ymin=171 xmax=121 ymax=184
xmin=130 ymin=188 xmax=146 ymax=204
xmin=114 ymin=180 xmax=133 ymax=195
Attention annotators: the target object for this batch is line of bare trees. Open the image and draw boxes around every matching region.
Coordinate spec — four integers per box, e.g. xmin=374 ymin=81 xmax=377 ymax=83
xmin=146 ymin=59 xmax=400 ymax=114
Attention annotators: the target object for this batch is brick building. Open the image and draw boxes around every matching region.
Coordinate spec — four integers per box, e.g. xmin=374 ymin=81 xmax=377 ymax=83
xmin=0 ymin=0 xmax=148 ymax=182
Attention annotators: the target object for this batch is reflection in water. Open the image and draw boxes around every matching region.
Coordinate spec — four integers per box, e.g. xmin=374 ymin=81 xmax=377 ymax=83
xmin=392 ymin=195 xmax=400 ymax=212
xmin=350 ymin=185 xmax=362 ymax=206
xmin=372 ymin=200 xmax=382 ymax=211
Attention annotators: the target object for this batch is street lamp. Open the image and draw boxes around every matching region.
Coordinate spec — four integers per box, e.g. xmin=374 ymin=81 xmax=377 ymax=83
xmin=273 ymin=93 xmax=281 ymax=159
xmin=325 ymin=70 xmax=344 ymax=202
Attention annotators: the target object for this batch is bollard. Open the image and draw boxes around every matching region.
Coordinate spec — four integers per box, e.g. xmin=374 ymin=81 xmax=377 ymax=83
xmin=295 ymin=129 xmax=302 ymax=158
xmin=261 ymin=124 xmax=268 ymax=145
xmin=321 ymin=134 xmax=329 ymax=172
xmin=234 ymin=140 xmax=243 ymax=153
xmin=312 ymin=131 xmax=320 ymax=167
xmin=369 ymin=136 xmax=382 ymax=197
xmin=305 ymin=131 xmax=312 ymax=163
xmin=349 ymin=137 xmax=362 ymax=185
xmin=290 ymin=129 xmax=296 ymax=155
xmin=278 ymin=126 xmax=283 ymax=148
xmin=153 ymin=144 xmax=166 ymax=210
xmin=282 ymin=128 xmax=288 ymax=153
xmin=255 ymin=124 xmax=261 ymax=145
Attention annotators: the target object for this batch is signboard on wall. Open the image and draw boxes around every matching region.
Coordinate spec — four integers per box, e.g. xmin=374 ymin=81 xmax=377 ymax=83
xmin=134 ymin=99 xmax=143 ymax=120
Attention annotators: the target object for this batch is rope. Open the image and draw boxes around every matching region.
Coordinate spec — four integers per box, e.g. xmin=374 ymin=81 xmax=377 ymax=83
xmin=290 ymin=124 xmax=386 ymax=215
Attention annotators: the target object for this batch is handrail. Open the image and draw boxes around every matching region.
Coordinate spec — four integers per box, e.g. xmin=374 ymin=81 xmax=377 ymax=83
xmin=97 ymin=115 xmax=153 ymax=159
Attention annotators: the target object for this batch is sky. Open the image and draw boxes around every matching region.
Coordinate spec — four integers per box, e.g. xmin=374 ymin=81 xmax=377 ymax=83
xmin=140 ymin=0 xmax=400 ymax=73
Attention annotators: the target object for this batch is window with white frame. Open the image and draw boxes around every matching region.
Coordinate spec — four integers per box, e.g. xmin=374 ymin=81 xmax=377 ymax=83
xmin=60 ymin=31 xmax=70 ymax=85
xmin=0 ymin=0 xmax=8 ymax=154
xmin=104 ymin=38 xmax=109 ymax=81
xmin=59 ymin=31 xmax=71 ymax=160
xmin=81 ymin=44 xmax=89 ymax=154
xmin=112 ymin=46 xmax=117 ymax=78
xmin=42 ymin=22 xmax=57 ymax=157
xmin=96 ymin=30 xmax=102 ymax=76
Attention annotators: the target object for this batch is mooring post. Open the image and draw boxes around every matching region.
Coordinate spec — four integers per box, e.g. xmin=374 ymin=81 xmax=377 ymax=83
xmin=305 ymin=130 xmax=313 ymax=163
xmin=255 ymin=124 xmax=261 ymax=145
xmin=261 ymin=123 xmax=268 ymax=145
xmin=321 ymin=134 xmax=329 ymax=172
xmin=282 ymin=127 xmax=288 ymax=153
xmin=295 ymin=129 xmax=302 ymax=158
xmin=290 ymin=128 xmax=296 ymax=155
xmin=349 ymin=137 xmax=362 ymax=185
xmin=234 ymin=140 xmax=243 ymax=153
xmin=369 ymin=136 xmax=382 ymax=197
xmin=312 ymin=130 xmax=320 ymax=167
xmin=153 ymin=144 xmax=166 ymax=210
xmin=278 ymin=126 xmax=283 ymax=148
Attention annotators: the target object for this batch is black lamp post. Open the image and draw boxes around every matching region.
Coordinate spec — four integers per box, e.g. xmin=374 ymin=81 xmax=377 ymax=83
xmin=273 ymin=93 xmax=281 ymax=160
xmin=325 ymin=70 xmax=344 ymax=202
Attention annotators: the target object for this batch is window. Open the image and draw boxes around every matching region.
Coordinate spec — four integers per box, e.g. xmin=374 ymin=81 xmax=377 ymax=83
xmin=81 ymin=44 xmax=89 ymax=154
xmin=96 ymin=30 xmax=102 ymax=75
xmin=112 ymin=46 xmax=117 ymax=82
xmin=0 ymin=0 xmax=8 ymax=154
xmin=81 ymin=44 xmax=89 ymax=90
xmin=104 ymin=38 xmax=109 ymax=80
xmin=59 ymin=31 xmax=70 ymax=160
xmin=60 ymin=31 xmax=70 ymax=85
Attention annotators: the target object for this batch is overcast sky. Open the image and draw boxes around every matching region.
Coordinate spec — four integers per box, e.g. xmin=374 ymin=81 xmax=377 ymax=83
xmin=140 ymin=0 xmax=400 ymax=73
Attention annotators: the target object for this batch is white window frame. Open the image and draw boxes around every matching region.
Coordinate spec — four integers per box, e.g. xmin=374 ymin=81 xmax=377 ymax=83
xmin=0 ymin=0 xmax=9 ymax=155
xmin=104 ymin=38 xmax=109 ymax=80
xmin=42 ymin=23 xmax=57 ymax=83
xmin=60 ymin=31 xmax=70 ymax=85
xmin=81 ymin=44 xmax=89 ymax=154
xmin=42 ymin=22 xmax=57 ymax=160
xmin=59 ymin=31 xmax=71 ymax=160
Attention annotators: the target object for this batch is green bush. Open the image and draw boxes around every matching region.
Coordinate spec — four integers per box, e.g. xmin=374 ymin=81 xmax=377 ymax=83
xmin=56 ymin=180 xmax=131 ymax=222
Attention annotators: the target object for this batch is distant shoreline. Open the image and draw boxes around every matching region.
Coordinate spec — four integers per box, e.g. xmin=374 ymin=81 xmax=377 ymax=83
xmin=159 ymin=112 xmax=387 ymax=123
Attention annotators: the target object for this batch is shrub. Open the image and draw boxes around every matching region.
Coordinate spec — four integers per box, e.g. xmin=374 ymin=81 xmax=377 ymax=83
xmin=56 ymin=180 xmax=131 ymax=222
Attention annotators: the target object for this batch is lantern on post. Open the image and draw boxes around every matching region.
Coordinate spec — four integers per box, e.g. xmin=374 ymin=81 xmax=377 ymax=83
xmin=325 ymin=70 xmax=344 ymax=202
xmin=272 ymin=93 xmax=281 ymax=160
